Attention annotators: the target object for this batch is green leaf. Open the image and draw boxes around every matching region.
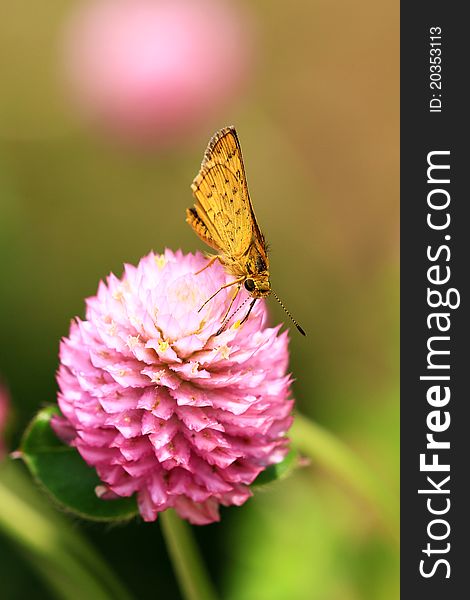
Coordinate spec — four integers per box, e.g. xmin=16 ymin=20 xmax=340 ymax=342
xmin=20 ymin=406 xmax=138 ymax=522
xmin=251 ymin=448 xmax=300 ymax=489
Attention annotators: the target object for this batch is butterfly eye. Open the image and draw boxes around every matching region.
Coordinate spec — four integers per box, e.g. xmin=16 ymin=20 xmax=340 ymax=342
xmin=244 ymin=279 xmax=256 ymax=292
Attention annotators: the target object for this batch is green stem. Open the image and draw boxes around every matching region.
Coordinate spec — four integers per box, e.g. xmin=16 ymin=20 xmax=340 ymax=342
xmin=0 ymin=460 xmax=133 ymax=600
xmin=160 ymin=509 xmax=218 ymax=600
xmin=291 ymin=412 xmax=399 ymax=545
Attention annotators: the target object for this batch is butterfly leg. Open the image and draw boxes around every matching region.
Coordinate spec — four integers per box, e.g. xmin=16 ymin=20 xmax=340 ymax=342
xmin=221 ymin=283 xmax=242 ymax=322
xmin=198 ymin=276 xmax=245 ymax=313
xmin=195 ymin=255 xmax=222 ymax=275
xmin=238 ymin=299 xmax=257 ymax=327
xmin=216 ymin=297 xmax=256 ymax=336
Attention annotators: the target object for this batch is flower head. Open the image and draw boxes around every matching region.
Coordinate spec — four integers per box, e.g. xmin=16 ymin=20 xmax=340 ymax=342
xmin=53 ymin=250 xmax=293 ymax=524
xmin=61 ymin=0 xmax=255 ymax=146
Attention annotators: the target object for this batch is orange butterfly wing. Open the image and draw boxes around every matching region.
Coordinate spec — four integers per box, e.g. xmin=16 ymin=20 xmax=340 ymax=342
xmin=187 ymin=127 xmax=266 ymax=263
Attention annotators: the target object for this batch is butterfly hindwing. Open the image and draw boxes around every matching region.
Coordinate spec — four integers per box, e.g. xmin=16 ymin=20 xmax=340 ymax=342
xmin=185 ymin=207 xmax=222 ymax=251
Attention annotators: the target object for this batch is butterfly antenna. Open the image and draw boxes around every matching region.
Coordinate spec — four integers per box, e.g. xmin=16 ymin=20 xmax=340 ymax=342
xmin=272 ymin=290 xmax=306 ymax=336
xmin=216 ymin=297 xmax=250 ymax=335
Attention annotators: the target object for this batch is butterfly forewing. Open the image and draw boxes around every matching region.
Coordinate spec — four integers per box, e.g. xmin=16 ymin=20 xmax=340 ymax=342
xmin=189 ymin=127 xmax=262 ymax=261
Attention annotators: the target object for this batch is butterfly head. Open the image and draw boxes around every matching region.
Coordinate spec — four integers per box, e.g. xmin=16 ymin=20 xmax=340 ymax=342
xmin=244 ymin=276 xmax=271 ymax=299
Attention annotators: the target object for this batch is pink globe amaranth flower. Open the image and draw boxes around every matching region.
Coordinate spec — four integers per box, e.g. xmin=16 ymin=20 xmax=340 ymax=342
xmin=61 ymin=0 xmax=255 ymax=146
xmin=52 ymin=250 xmax=293 ymax=524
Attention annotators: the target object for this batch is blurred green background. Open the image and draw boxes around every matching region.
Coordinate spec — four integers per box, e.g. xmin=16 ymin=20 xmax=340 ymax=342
xmin=1 ymin=1 xmax=398 ymax=599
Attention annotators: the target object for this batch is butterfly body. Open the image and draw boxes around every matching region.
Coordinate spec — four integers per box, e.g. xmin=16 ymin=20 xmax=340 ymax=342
xmin=238 ymin=240 xmax=270 ymax=298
